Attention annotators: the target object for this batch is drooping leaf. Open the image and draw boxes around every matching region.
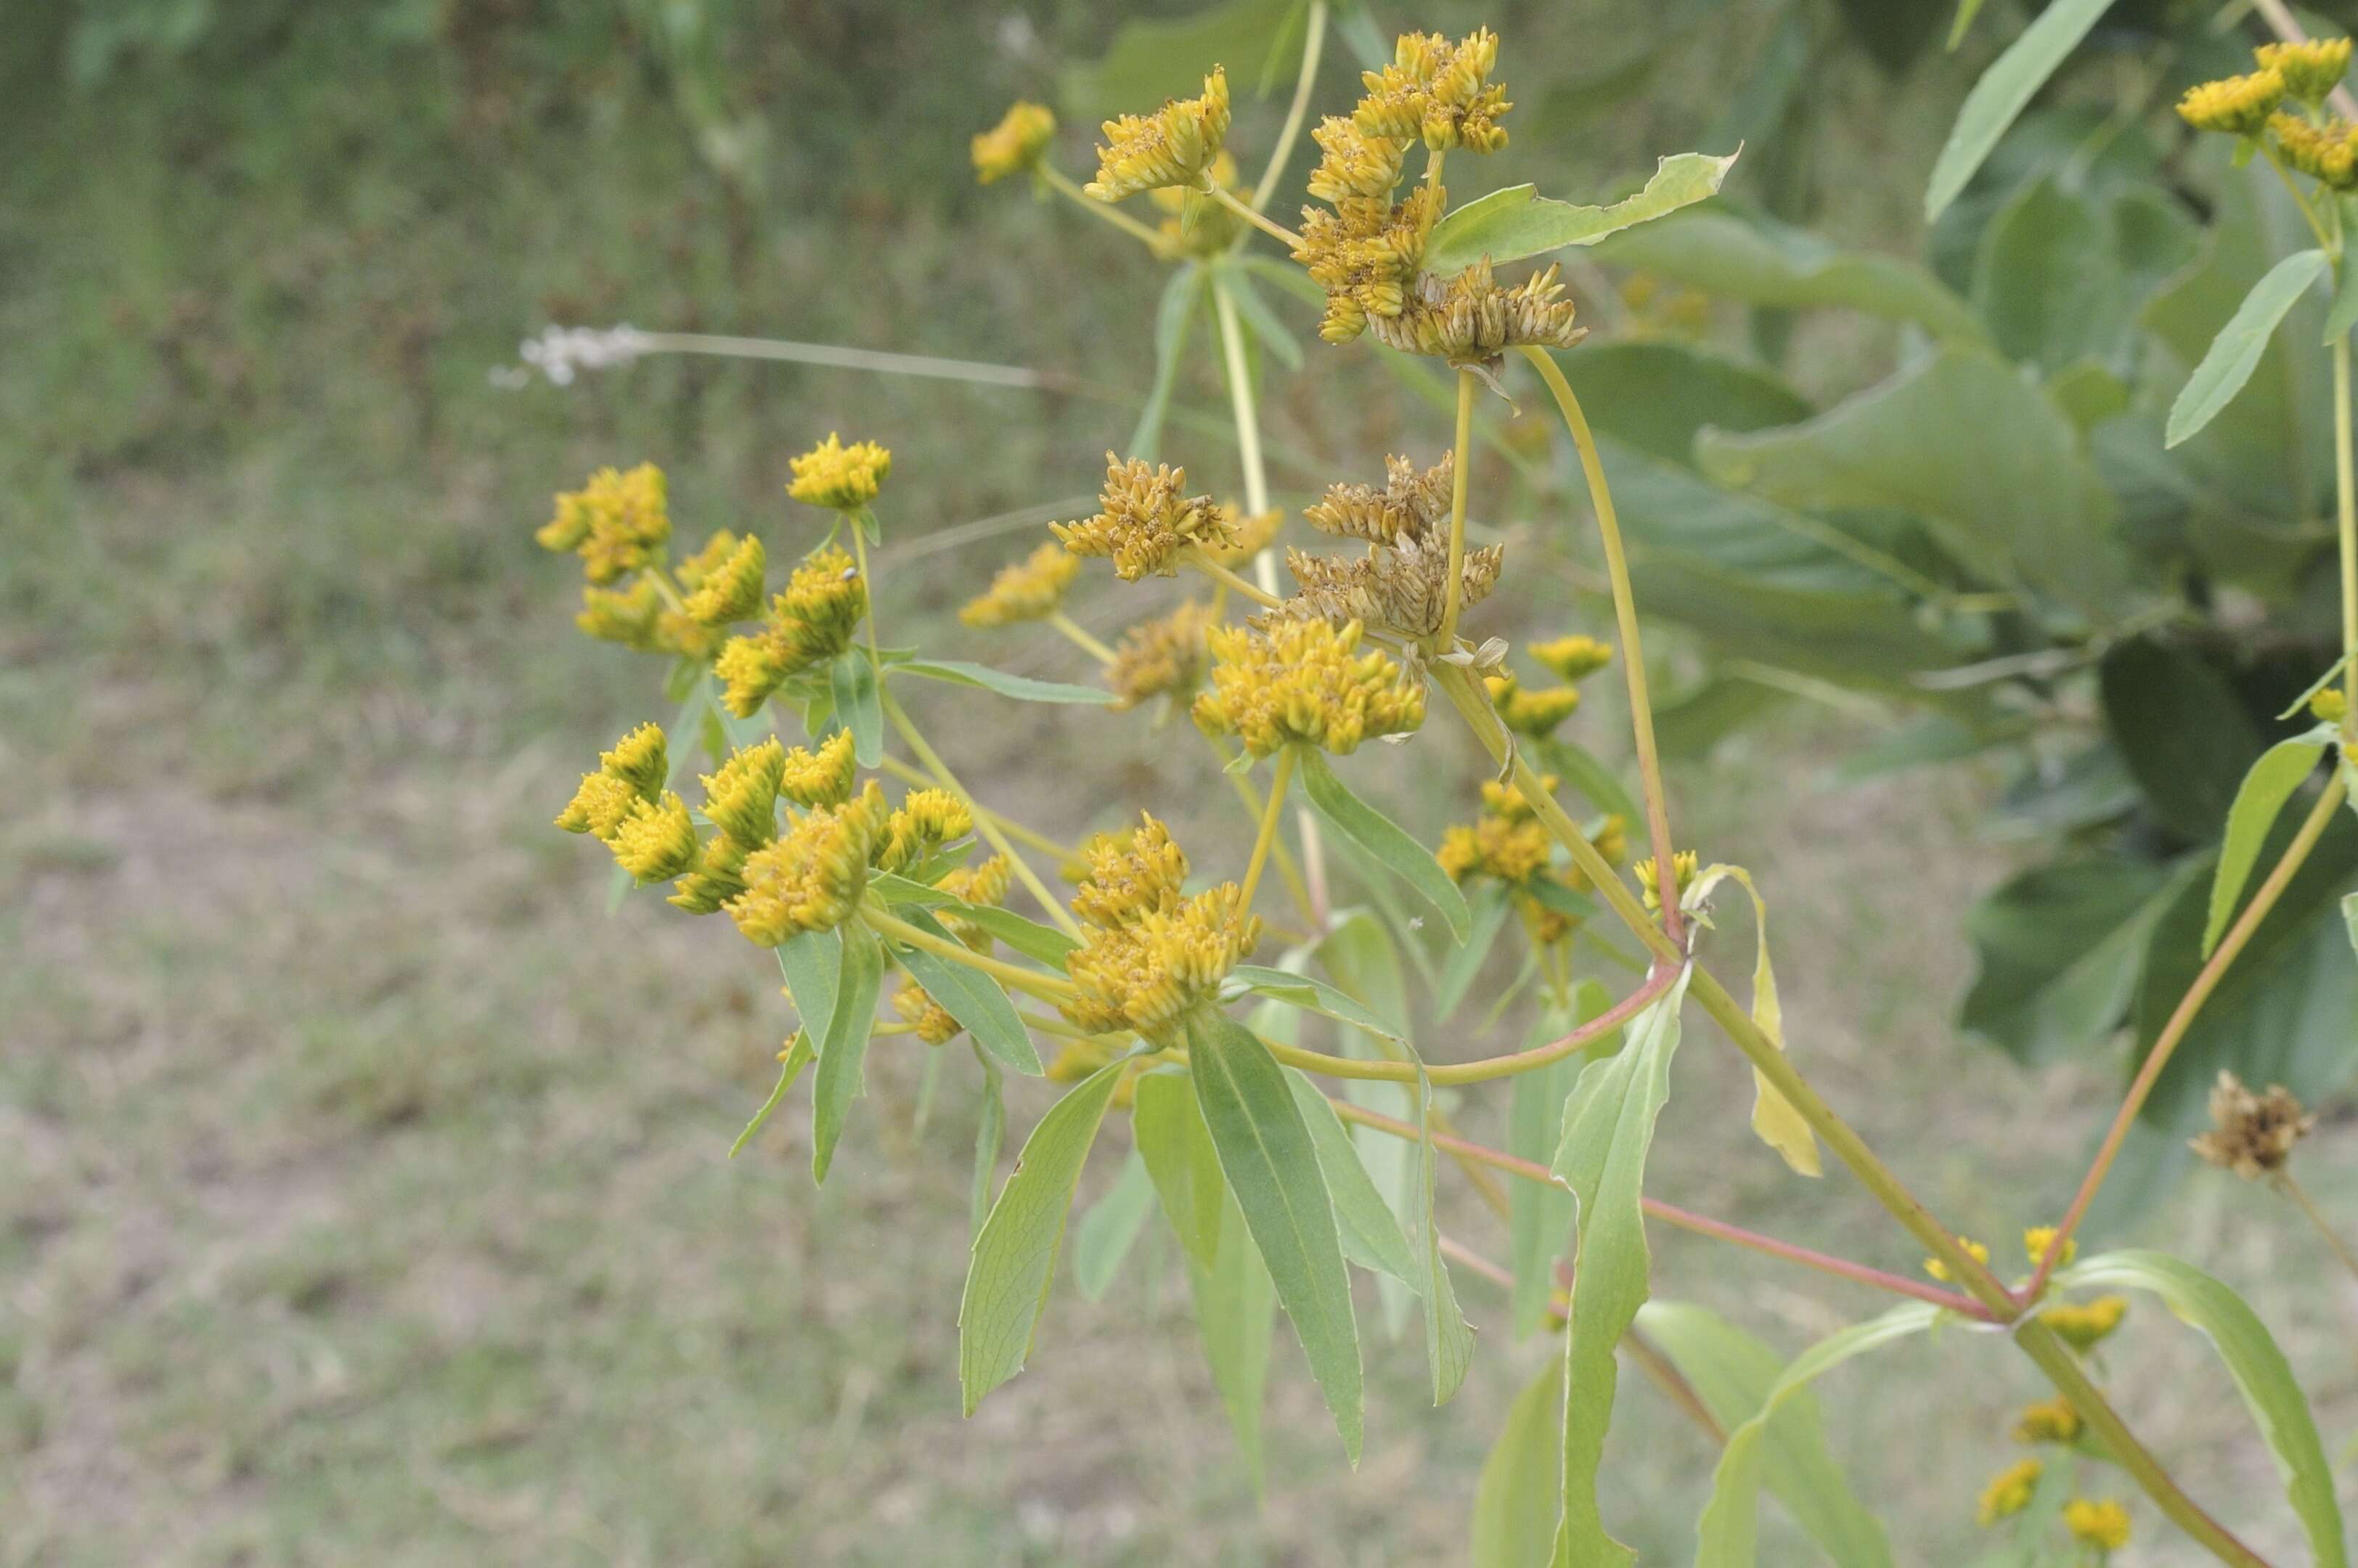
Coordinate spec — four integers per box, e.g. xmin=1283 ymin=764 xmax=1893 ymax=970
xmin=1071 ymin=1146 xmax=1158 ymax=1301
xmin=1960 ymin=854 xmax=2184 ymax=1065
xmin=1924 ymin=0 xmax=2116 ymax=221
xmin=809 ymin=926 xmax=884 ymax=1184
xmin=2206 ymin=731 xmax=2335 ymax=956
xmin=887 ymin=907 xmax=1043 ymax=1074
xmin=730 ymin=1032 xmax=815 ymax=1158
xmin=1135 ymin=1069 xmax=1228 ymax=1273
xmin=1694 ymin=1304 xmax=1944 ymax=1567
xmin=894 ymin=658 xmax=1117 ymax=705
xmin=829 ymin=650 xmax=884 ymax=767
xmin=1132 ymin=265 xmax=1204 ymax=462
xmin=1636 ymin=1302 xmax=1895 ymax=1568
xmin=1284 ymin=1068 xmax=1420 ymax=1286
xmin=777 ymin=928 xmax=842 ymax=1049
xmin=1297 ymin=747 xmax=1472 ymax=942
xmin=958 ymin=1060 xmax=1127 ymax=1413
xmin=1471 ymin=1361 xmax=1562 ymax=1568
xmin=1186 ymin=1008 xmax=1365 ymax=1462
xmin=1231 ymin=963 xmax=1406 ymax=1040
xmin=1421 ymin=152 xmax=1738 ymax=277
xmin=1682 ymin=865 xmax=1818 ymax=1176
xmin=2166 ymin=249 xmax=2329 ymax=449
xmin=1549 ymin=968 xmax=1694 ymax=1567
xmin=2059 ymin=1251 xmax=2349 ymax=1568
xmin=1411 ymin=1063 xmax=1477 ymax=1405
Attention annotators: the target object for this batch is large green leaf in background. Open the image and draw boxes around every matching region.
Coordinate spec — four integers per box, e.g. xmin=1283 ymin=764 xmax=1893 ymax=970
xmin=1922 ymin=0 xmax=2115 ymax=221
xmin=2097 ymin=636 xmax=2268 ymax=844
xmin=1472 ymin=1360 xmax=1562 ymax=1568
xmin=1973 ymin=176 xmax=2198 ymax=375
xmin=1961 ymin=854 xmax=2185 ymax=1066
xmin=1058 ymin=0 xmax=1302 ymax=119
xmin=1554 ymin=340 xmax=1812 ymax=471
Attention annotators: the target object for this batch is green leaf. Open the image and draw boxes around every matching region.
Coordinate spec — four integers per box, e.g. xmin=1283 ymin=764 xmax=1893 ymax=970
xmin=1696 ymin=348 xmax=2129 ymax=618
xmin=1694 ymin=1303 xmax=1944 ymax=1566
xmin=777 ymin=928 xmax=842 ymax=1050
xmin=1217 ymin=262 xmax=1302 ymax=372
xmin=2207 ymin=732 xmax=2334 ymax=957
xmin=1636 ymin=1302 xmax=1894 ymax=1568
xmin=730 ymin=1032 xmax=815 ymax=1158
xmin=1188 ymin=1180 xmax=1276 ymax=1478
xmin=1960 ymin=855 xmax=2183 ymax=1066
xmin=2098 ymin=637 xmax=2268 ymax=843
xmin=953 ymin=905 xmax=1081 ymax=966
xmin=2344 ymin=891 xmax=2358 ymax=959
xmin=1596 ymin=211 xmax=1987 ymax=345
xmin=1071 ymin=1146 xmax=1157 ymax=1301
xmin=1946 ymin=0 xmax=1988 ymax=49
xmin=1549 ymin=968 xmax=1694 ymax=1567
xmin=1186 ymin=1008 xmax=1364 ymax=1462
xmin=1472 ymin=1361 xmax=1562 ymax=1568
xmin=2328 ymin=232 xmax=2358 ymax=346
xmin=893 ymin=658 xmax=1117 ymax=706
xmin=1134 ymin=1069 xmax=1227 ymax=1273
xmin=1060 ymin=0 xmax=1299 ymax=119
xmin=1132 ymin=264 xmax=1204 ymax=462
xmin=1297 ymin=748 xmax=1472 ymax=942
xmin=2059 ymin=1251 xmax=2349 ymax=1568
xmin=1924 ymin=0 xmax=2114 ymax=221
xmin=829 ymin=650 xmax=883 ymax=767
xmin=970 ymin=1056 xmax=1004 ymax=1237
xmin=1283 ymin=1067 xmax=1420 ymax=1286
xmin=1434 ymin=885 xmax=1516 ymax=1021
xmin=1311 ymin=911 xmax=1424 ymax=1342
xmin=1411 ymin=1063 xmax=1476 ymax=1405
xmin=887 ymin=908 xmax=1043 ymax=1075
xmin=809 ymin=926 xmax=884 ymax=1184
xmin=958 ymin=1060 xmax=1127 ymax=1414
xmin=1973 ymin=176 xmax=2198 ymax=375
xmin=1421 ymin=152 xmax=1738 ymax=277
xmin=1231 ymin=964 xmax=1406 ymax=1040
xmin=867 ymin=870 xmax=955 ymax=908
xmin=1509 ymin=1001 xmax=1585 ymax=1339
xmin=2167 ymin=249 xmax=2329 ymax=448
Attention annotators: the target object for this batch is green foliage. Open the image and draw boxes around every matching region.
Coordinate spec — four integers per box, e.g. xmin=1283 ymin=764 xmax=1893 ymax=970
xmin=1923 ymin=0 xmax=2116 ymax=220
xmin=2168 ymin=250 xmax=2330 ymax=449
xmin=885 ymin=909 xmax=1042 ymax=1074
xmin=1297 ymin=748 xmax=1472 ymax=943
xmin=1421 ymin=152 xmax=1738 ymax=277
xmin=892 ymin=658 xmax=1116 ymax=706
xmin=2208 ymin=730 xmax=2337 ymax=956
xmin=809 ymin=924 xmax=884 ymax=1183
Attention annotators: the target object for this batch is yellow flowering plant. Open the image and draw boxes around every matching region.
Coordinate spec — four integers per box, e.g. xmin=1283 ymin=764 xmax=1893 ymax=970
xmin=523 ymin=9 xmax=2358 ymax=1565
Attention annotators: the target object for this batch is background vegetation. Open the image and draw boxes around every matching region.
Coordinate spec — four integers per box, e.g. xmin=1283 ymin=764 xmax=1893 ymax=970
xmin=4 ymin=1 xmax=2351 ymax=1562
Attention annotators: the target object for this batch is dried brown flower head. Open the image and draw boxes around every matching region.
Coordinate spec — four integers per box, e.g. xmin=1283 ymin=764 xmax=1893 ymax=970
xmin=1053 ymin=454 xmax=1242 ymax=581
xmin=2189 ymin=1071 xmax=2315 ymax=1180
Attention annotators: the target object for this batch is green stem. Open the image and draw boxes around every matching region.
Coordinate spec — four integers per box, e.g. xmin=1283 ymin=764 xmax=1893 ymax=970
xmin=1250 ymin=0 xmax=1327 ymax=211
xmin=1238 ymin=746 xmax=1296 ymax=918
xmin=1048 ymin=610 xmax=1117 ymax=665
xmin=2279 ymin=1172 xmax=2358 ymax=1286
xmin=862 ymin=907 xmax=1077 ymax=1003
xmin=1207 ymin=181 xmax=1305 ymax=250
xmin=1438 ymin=367 xmax=1475 ymax=646
xmin=1184 ymin=548 xmax=1286 ymax=610
xmin=1208 ymin=279 xmax=1280 ymax=595
xmin=1212 ymin=736 xmax=1315 ymax=925
xmin=1040 ymin=165 xmax=1170 ymax=251
xmin=2335 ymin=337 xmax=2357 ymax=716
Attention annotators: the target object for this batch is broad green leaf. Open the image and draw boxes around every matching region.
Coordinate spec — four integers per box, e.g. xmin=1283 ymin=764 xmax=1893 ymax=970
xmin=1549 ymin=968 xmax=1694 ymax=1567
xmin=2206 ymin=731 xmax=2334 ymax=957
xmin=2060 ymin=1251 xmax=2349 ymax=1568
xmin=1550 ymin=341 xmax=1812 ymax=473
xmin=1434 ymin=884 xmax=1516 ymax=1021
xmin=1696 ymin=348 xmax=2128 ymax=618
xmin=2167 ymin=249 xmax=2329 ymax=449
xmin=730 ymin=1032 xmax=815 ymax=1157
xmin=1135 ymin=1069 xmax=1225 ymax=1272
xmin=953 ymin=905 xmax=1081 ymax=966
xmin=894 ymin=658 xmax=1117 ymax=706
xmin=1231 ymin=964 xmax=1405 ymax=1040
xmin=1283 ymin=1067 xmax=1419 ymax=1286
xmin=1924 ymin=0 xmax=2114 ymax=221
xmin=1636 ymin=1302 xmax=1894 ymax=1568
xmin=1188 ymin=1181 xmax=1276 ymax=1478
xmin=1421 ymin=152 xmax=1738 ymax=277
xmin=887 ymin=907 xmax=1043 ymax=1074
xmin=1973 ymin=176 xmax=2198 ymax=375
xmin=1695 ymin=1304 xmax=1944 ymax=1567
xmin=1131 ymin=264 xmax=1204 ymax=462
xmin=1071 ymin=1146 xmax=1157 ymax=1301
xmin=777 ymin=928 xmax=842 ymax=1051
xmin=1596 ymin=211 xmax=1987 ymax=345
xmin=958 ymin=1060 xmax=1127 ymax=1413
xmin=809 ymin=926 xmax=884 ymax=1183
xmin=1682 ymin=865 xmax=1819 ymax=1176
xmin=1187 ymin=1008 xmax=1364 ymax=1462
xmin=1509 ymin=1000 xmax=1586 ymax=1339
xmin=2098 ymin=637 xmax=2268 ymax=843
xmin=1297 ymin=748 xmax=1472 ymax=942
xmin=1472 ymin=1361 xmax=1562 ymax=1568
xmin=971 ymin=1056 xmax=1004 ymax=1237
xmin=1059 ymin=0 xmax=1300 ymax=119
xmin=1411 ymin=1063 xmax=1476 ymax=1405
xmin=829 ymin=650 xmax=883 ymax=767
xmin=1961 ymin=855 xmax=2182 ymax=1066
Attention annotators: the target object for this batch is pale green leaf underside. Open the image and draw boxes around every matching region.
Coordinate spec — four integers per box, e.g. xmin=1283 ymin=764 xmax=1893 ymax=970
xmin=894 ymin=657 xmax=1116 ymax=705
xmin=2167 ymin=249 xmax=2328 ymax=449
xmin=1232 ymin=963 xmax=1406 ymax=1040
xmin=809 ymin=926 xmax=884 ymax=1184
xmin=1135 ymin=1069 xmax=1227 ymax=1273
xmin=2204 ymin=731 xmax=2332 ymax=956
xmin=1297 ymin=748 xmax=1472 ymax=942
xmin=889 ymin=907 xmax=1044 ymax=1074
xmin=1284 ymin=1067 xmax=1421 ymax=1286
xmin=1070 ymin=1146 xmax=1157 ymax=1300
xmin=1421 ymin=152 xmax=1738 ymax=277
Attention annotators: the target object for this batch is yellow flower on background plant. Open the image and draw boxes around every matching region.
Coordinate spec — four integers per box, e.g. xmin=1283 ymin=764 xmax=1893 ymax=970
xmin=2012 ymin=1397 xmax=2083 ymax=1445
xmin=1922 ymin=1234 xmax=1988 ymax=1283
xmin=680 ymin=532 xmax=767 ymax=626
xmin=1054 ymin=454 xmax=1241 ymax=581
xmin=2258 ymin=37 xmax=2351 ymax=107
xmin=1193 ymin=616 xmax=1426 ymax=756
xmin=2177 ymin=69 xmax=2286 ymax=135
xmin=788 ymin=433 xmax=892 ymax=512
xmin=2063 ymin=1498 xmax=2131 ymax=1553
xmin=1529 ymin=633 xmax=1614 ymax=682
xmin=1976 ymin=1458 xmax=2041 ymax=1527
xmin=2041 ymin=1295 xmax=2127 ymax=1351
xmin=1086 ymin=68 xmax=1230 ymax=202
xmin=2023 ymin=1225 xmax=2076 ymax=1269
xmin=1107 ymin=600 xmax=1217 ymax=711
xmin=1486 ymin=673 xmax=1580 ymax=737
xmin=961 ymin=541 xmax=1081 ymax=628
xmin=609 ymin=791 xmax=698 ymax=883
xmin=972 ymin=101 xmax=1056 ymax=184
xmin=538 ymin=462 xmax=670 ymax=584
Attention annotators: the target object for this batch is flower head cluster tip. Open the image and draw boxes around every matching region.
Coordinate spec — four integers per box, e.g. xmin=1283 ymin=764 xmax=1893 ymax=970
xmin=2190 ymin=1070 xmax=2314 ymax=1179
xmin=2311 ymin=686 xmax=2349 ymax=722
xmin=788 ymin=433 xmax=892 ymax=512
xmin=1053 ymin=454 xmax=1242 ymax=581
xmin=2177 ymin=68 xmax=2287 ymax=135
xmin=973 ymin=101 xmax=1057 ymax=184
xmin=2012 ymin=1397 xmax=2082 ymax=1446
xmin=714 ymin=544 xmax=869 ymax=718
xmin=539 ymin=463 xmax=670 ymax=584
xmin=557 ymin=723 xmax=665 ymax=840
xmin=1976 ymin=1459 xmax=2041 ymax=1527
xmin=1060 ymin=815 xmax=1260 ymax=1041
xmin=1107 ymin=600 xmax=1217 ymax=711
xmin=1286 ymin=452 xmax=1502 ymax=639
xmin=2269 ymin=112 xmax=2358 ymax=188
xmin=1634 ymin=848 xmax=1700 ymax=915
xmin=873 ymin=788 xmax=974 ymax=876
xmin=894 ymin=974 xmax=963 ymax=1045
xmin=1922 ymin=1234 xmax=1988 ymax=1283
xmin=961 ymin=541 xmax=1082 ymax=628
xmin=2258 ymin=37 xmax=2352 ymax=107
xmin=2039 ymin=1294 xmax=2128 ymax=1351
xmin=2023 ymin=1225 xmax=2076 ymax=1269
xmin=680 ymin=531 xmax=767 ymax=626
xmin=779 ymin=730 xmax=859 ymax=809
xmin=1437 ymin=775 xmax=1604 ymax=944
xmin=1193 ymin=616 xmax=1427 ymax=756
xmin=1086 ymin=68 xmax=1231 ymax=203
xmin=725 ymin=781 xmax=892 ymax=947
xmin=698 ymin=738 xmax=786 ymax=846
xmin=1355 ymin=28 xmax=1510 ymax=153
xmin=2063 ymin=1499 xmax=2131 ymax=1553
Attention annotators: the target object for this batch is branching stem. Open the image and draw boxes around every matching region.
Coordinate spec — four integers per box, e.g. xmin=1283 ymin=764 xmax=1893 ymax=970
xmin=1251 ymin=1 xmax=1328 ymax=211
xmin=1238 ymin=747 xmax=1296 ymax=919
xmin=881 ymin=689 xmax=1086 ymax=939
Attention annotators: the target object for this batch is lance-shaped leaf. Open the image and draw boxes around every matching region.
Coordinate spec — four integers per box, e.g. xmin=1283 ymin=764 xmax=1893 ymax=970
xmin=1472 ymin=1360 xmax=1562 ymax=1568
xmin=2167 ymin=249 xmax=2329 ymax=449
xmin=1421 ymin=152 xmax=1737 ymax=277
xmin=886 ymin=907 xmax=1043 ymax=1074
xmin=1131 ymin=264 xmax=1204 ymax=462
xmin=1070 ymin=1146 xmax=1157 ymax=1301
xmin=2206 ymin=729 xmax=2334 ymax=956
xmin=829 ymin=650 xmax=883 ymax=766
xmin=894 ymin=657 xmax=1117 ymax=705
xmin=1549 ymin=967 xmax=1694 ymax=1567
xmin=2058 ymin=1251 xmax=2349 ymax=1568
xmin=1694 ymin=1303 xmax=1944 ymax=1567
xmin=809 ymin=926 xmax=884 ymax=1184
xmin=1188 ymin=1180 xmax=1276 ymax=1477
xmin=1231 ymin=964 xmax=1406 ymax=1040
xmin=1135 ymin=1069 xmax=1226 ymax=1271
xmin=1284 ymin=1067 xmax=1419 ymax=1286
xmin=777 ymin=928 xmax=842 ymax=1049
xmin=1683 ymin=865 xmax=1819 ymax=1176
xmin=1509 ymin=989 xmax=1610 ymax=1339
xmin=731 ymin=1032 xmax=815 ymax=1158
xmin=969 ymin=1055 xmax=1005 ymax=1238
xmin=1186 ymin=1008 xmax=1364 ymax=1462
xmin=958 ymin=1059 xmax=1127 ymax=1414
xmin=1411 ymin=1062 xmax=1476 ymax=1405
xmin=1297 ymin=747 xmax=1472 ymax=942
xmin=1924 ymin=0 xmax=2115 ymax=221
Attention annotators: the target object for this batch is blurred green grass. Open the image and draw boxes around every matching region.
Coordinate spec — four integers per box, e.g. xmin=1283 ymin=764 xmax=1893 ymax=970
xmin=5 ymin=3 xmax=2354 ymax=1564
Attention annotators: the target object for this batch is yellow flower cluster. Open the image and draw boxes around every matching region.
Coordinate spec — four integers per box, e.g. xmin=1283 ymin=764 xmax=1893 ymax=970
xmin=1107 ymin=600 xmax=1217 ymax=711
xmin=2312 ymin=685 xmax=2350 ymax=722
xmin=1287 ymin=452 xmax=1503 ymax=639
xmin=1192 ymin=616 xmax=1427 ymax=756
xmin=1149 ymin=150 xmax=1247 ymax=258
xmin=1085 ymin=68 xmax=1230 ymax=203
xmin=725 ymin=781 xmax=892 ymax=947
xmin=780 ymin=730 xmax=859 ymax=809
xmin=1486 ymin=673 xmax=1580 ymax=737
xmin=2063 ymin=1498 xmax=2131 ymax=1553
xmin=1436 ymin=776 xmax=1605 ymax=945
xmin=2259 ymin=36 xmax=2351 ymax=107
xmin=1060 ymin=814 xmax=1261 ymax=1040
xmin=610 ymin=791 xmax=699 ymax=883
xmin=2177 ymin=68 xmax=2286 ymax=135
xmin=714 ymin=544 xmax=869 ymax=718
xmin=1976 ymin=1458 xmax=2041 ymax=1527
xmin=2012 ymin=1397 xmax=2082 ymax=1446
xmin=1053 ymin=454 xmax=1242 ymax=581
xmin=1367 ymin=256 xmax=1586 ymax=364
xmin=1922 ymin=1234 xmax=1988 ymax=1283
xmin=2190 ymin=1069 xmax=2315 ymax=1179
xmin=787 ymin=433 xmax=892 ymax=512
xmin=2271 ymin=112 xmax=2358 ymax=188
xmin=960 ymin=541 xmax=1081 ymax=628
xmin=873 ymin=788 xmax=974 ymax=875
xmin=698 ymin=738 xmax=786 ymax=846
xmin=2023 ymin=1225 xmax=2076 ymax=1269
xmin=2040 ymin=1295 xmax=2127 ymax=1351
xmin=1529 ymin=634 xmax=1614 ymax=682
xmin=1294 ymin=179 xmax=1445 ymax=345
xmin=937 ymin=854 xmax=1012 ymax=948
xmin=1355 ymin=28 xmax=1510 ymax=154
xmin=894 ymin=975 xmax=963 ymax=1045
xmin=972 ymin=101 xmax=1056 ymax=184
xmin=680 ymin=532 xmax=767 ymax=626
xmin=538 ymin=463 xmax=670 ymax=584
xmin=553 ymin=724 xmax=703 ymax=886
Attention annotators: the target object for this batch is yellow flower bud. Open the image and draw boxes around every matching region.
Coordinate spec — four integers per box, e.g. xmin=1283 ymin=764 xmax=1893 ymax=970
xmin=2063 ymin=1498 xmax=2131 ymax=1552
xmin=668 ymin=832 xmax=751 ymax=915
xmin=725 ymin=782 xmax=889 ymax=947
xmin=1193 ymin=617 xmax=1425 ymax=756
xmin=681 ymin=532 xmax=767 ymax=626
xmin=873 ymin=788 xmax=974 ymax=875
xmin=2012 ymin=1397 xmax=2083 ymax=1445
xmin=556 ymin=770 xmax=640 ymax=841
xmin=1107 ymin=600 xmax=1216 ymax=711
xmin=1528 ymin=634 xmax=1614 ymax=682
xmin=1085 ymin=68 xmax=1230 ymax=202
xmin=600 ymin=723 xmax=668 ymax=800
xmin=2311 ymin=685 xmax=2349 ymax=722
xmin=2023 ymin=1225 xmax=2076 ymax=1269
xmin=700 ymin=738 xmax=786 ymax=846
xmin=787 ymin=433 xmax=892 ymax=512
xmin=576 ymin=579 xmax=664 ymax=648
xmin=894 ymin=973 xmax=963 ymax=1045
xmin=960 ymin=541 xmax=1081 ymax=628
xmin=1486 ymin=674 xmax=1581 ymax=738
xmin=1922 ymin=1235 xmax=1988 ymax=1283
xmin=1976 ymin=1458 xmax=2041 ymax=1527
xmin=2257 ymin=37 xmax=2350 ymax=107
xmin=2039 ymin=1294 xmax=2127 ymax=1351
xmin=1070 ymin=814 xmax=1190 ymax=928
xmin=972 ymin=101 xmax=1056 ymax=184
xmin=539 ymin=463 xmax=669 ymax=584
xmin=2177 ymin=70 xmax=2286 ymax=136
xmin=609 ymin=791 xmax=699 ymax=883
xmin=1053 ymin=454 xmax=1243 ymax=581
xmin=716 ymin=632 xmax=791 ymax=719
xmin=780 ymin=730 xmax=860 ymax=809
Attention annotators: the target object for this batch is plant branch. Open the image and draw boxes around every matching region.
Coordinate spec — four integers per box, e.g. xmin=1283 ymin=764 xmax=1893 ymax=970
xmin=2279 ymin=1172 xmax=2358 ymax=1286
xmin=2336 ymin=338 xmax=2358 ymax=717
xmin=1040 ymin=165 xmax=1172 ymax=251
xmin=1252 ymin=0 xmax=1328 ymax=211
xmin=877 ymin=753 xmax=1074 ymax=863
xmin=863 ymin=907 xmax=1078 ymax=1003
xmin=1183 ymin=548 xmax=1287 ymax=609
xmin=1048 ymin=610 xmax=1117 ymax=665
xmin=1209 ymin=278 xmax=1281 ymax=597
xmin=1207 ymin=181 xmax=1306 ymax=250
xmin=1239 ymin=746 xmax=1296 ymax=916
xmin=1438 ymin=367 xmax=1475 ymax=646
